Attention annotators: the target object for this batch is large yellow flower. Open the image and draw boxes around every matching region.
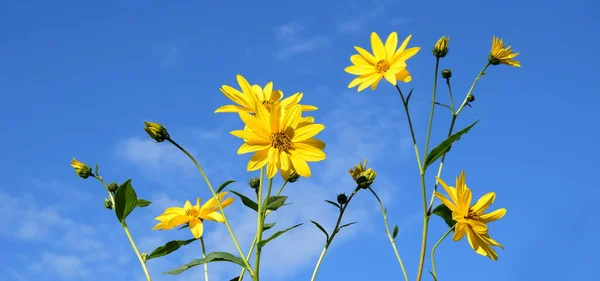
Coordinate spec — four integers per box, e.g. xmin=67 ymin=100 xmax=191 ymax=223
xmin=152 ymin=193 xmax=234 ymax=239
xmin=231 ymin=102 xmax=326 ymax=179
xmin=345 ymin=32 xmax=420 ymax=92
xmin=488 ymin=36 xmax=520 ymax=67
xmin=434 ymin=171 xmax=506 ymax=260
xmin=215 ymin=74 xmax=318 ymax=114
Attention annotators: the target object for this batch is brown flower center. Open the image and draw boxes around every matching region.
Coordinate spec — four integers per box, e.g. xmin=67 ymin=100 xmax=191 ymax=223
xmin=270 ymin=132 xmax=291 ymax=151
xmin=261 ymin=101 xmax=272 ymax=112
xmin=464 ymin=209 xmax=479 ymax=221
xmin=375 ymin=59 xmax=391 ymax=73
xmin=185 ymin=208 xmax=200 ymax=218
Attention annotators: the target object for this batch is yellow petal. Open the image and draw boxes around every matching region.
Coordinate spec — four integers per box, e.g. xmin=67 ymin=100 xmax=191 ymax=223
xmin=215 ymin=104 xmax=250 ymax=113
xmin=345 ymin=65 xmax=375 ymax=75
xmin=354 ymin=46 xmax=377 ymax=65
xmin=270 ymin=103 xmax=282 ymax=133
xmin=238 ymin=141 xmax=271 ymax=154
xmin=466 ymin=219 xmax=488 ymax=234
xmin=471 ymin=192 xmax=496 ymax=214
xmin=220 ymin=86 xmax=251 ymax=108
xmin=436 ymin=177 xmax=460 ymax=207
xmin=168 ymin=215 xmax=193 ymax=227
xmin=293 ymin=143 xmax=326 ymax=162
xmin=230 ymin=129 xmax=265 ymax=142
xmin=292 ymin=124 xmax=325 ymax=142
xmin=301 ymin=105 xmax=318 ymax=111
xmin=247 ymin=149 xmax=269 ymax=171
xmin=238 ymin=112 xmax=270 ymax=139
xmin=434 ymin=192 xmax=460 ymax=215
xmin=189 ymin=219 xmax=204 ymax=239
xmin=357 ymin=73 xmax=381 ymax=92
xmin=392 ymin=47 xmax=420 ymax=63
xmin=385 ymin=32 xmax=398 ymax=60
xmin=370 ymin=32 xmax=386 ymax=59
xmin=452 ymin=222 xmax=467 ymax=241
xmin=266 ymin=148 xmax=279 ymax=179
xmin=395 ymin=69 xmax=412 ymax=82
xmin=202 ymin=211 xmax=225 ymax=222
xmin=279 ymin=151 xmax=291 ymax=172
xmin=281 ymin=92 xmax=303 ymax=108
xmin=302 ymin=138 xmax=326 ymax=150
xmin=281 ymin=104 xmax=301 ymax=130
xmin=383 ymin=70 xmax=397 ymax=85
xmin=479 ymin=208 xmax=506 ymax=224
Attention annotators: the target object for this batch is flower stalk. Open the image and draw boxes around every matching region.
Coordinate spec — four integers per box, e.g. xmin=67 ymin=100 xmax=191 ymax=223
xmin=431 ymin=226 xmax=455 ymax=280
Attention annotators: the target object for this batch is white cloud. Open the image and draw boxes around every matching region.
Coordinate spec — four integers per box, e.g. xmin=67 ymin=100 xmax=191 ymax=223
xmin=273 ymin=19 xmax=330 ymax=59
xmin=31 ymin=253 xmax=90 ymax=279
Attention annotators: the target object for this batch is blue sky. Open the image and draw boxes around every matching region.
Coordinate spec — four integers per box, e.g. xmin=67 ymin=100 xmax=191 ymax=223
xmin=1 ymin=0 xmax=598 ymax=280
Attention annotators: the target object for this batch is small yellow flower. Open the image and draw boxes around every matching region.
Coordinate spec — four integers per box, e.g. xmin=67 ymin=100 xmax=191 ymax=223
xmin=348 ymin=159 xmax=376 ymax=188
xmin=70 ymin=158 xmax=92 ymax=179
xmin=348 ymin=159 xmax=369 ymax=181
xmin=434 ymin=170 xmax=507 ymax=260
xmin=231 ymin=103 xmax=326 ymax=179
xmin=345 ymin=32 xmax=420 ymax=92
xmin=144 ymin=122 xmax=170 ymax=142
xmin=433 ymin=36 xmax=449 ymax=58
xmin=215 ymin=75 xmax=317 ymax=114
xmin=153 ymin=193 xmax=234 ymax=239
xmin=488 ymin=36 xmax=520 ymax=67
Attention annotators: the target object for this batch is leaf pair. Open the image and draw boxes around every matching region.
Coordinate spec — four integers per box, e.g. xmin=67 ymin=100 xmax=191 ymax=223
xmin=114 ymin=179 xmax=151 ymax=223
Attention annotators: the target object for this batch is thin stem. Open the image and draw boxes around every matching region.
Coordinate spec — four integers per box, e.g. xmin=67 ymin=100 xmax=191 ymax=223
xmin=455 ymin=63 xmax=491 ymax=116
xmin=426 ymin=115 xmax=456 ymax=214
xmin=446 ymin=78 xmax=455 ymax=113
xmin=200 ymin=237 xmax=209 ymax=281
xmin=431 ymin=226 xmax=455 ymax=280
xmin=415 ymin=175 xmax=429 ymax=281
xmin=310 ymin=187 xmax=360 ymax=281
xmin=423 ymin=57 xmax=441 ymax=162
xmin=253 ymin=171 xmax=272 ymax=281
xmin=237 ymin=236 xmax=257 ymax=281
xmin=167 ymin=138 xmax=253 ymax=274
xmin=94 ymin=176 xmax=152 ymax=281
xmin=368 ymin=188 xmax=409 ymax=281
xmin=275 ymin=180 xmax=289 ymax=196
xmin=395 ymin=85 xmax=423 ymax=172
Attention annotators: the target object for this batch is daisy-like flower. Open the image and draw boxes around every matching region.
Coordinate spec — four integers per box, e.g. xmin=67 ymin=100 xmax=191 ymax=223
xmin=488 ymin=36 xmax=520 ymax=67
xmin=70 ymin=158 xmax=92 ymax=179
xmin=345 ymin=32 xmax=420 ymax=92
xmin=434 ymin=170 xmax=507 ymax=260
xmin=152 ymin=193 xmax=234 ymax=239
xmin=215 ymin=74 xmax=317 ymax=114
xmin=231 ymin=102 xmax=326 ymax=179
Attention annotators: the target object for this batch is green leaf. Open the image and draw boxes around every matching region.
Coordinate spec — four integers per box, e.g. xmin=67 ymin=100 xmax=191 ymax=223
xmin=163 ymin=252 xmax=250 ymax=275
xmin=257 ymin=223 xmax=303 ymax=248
xmin=339 ymin=222 xmax=357 ymax=231
xmin=392 ymin=225 xmax=399 ymax=239
xmin=136 ymin=199 xmax=152 ymax=207
xmin=217 ymin=180 xmax=236 ymax=193
xmin=324 ymin=200 xmax=341 ymax=209
xmin=405 ymin=88 xmax=414 ymax=104
xmin=94 ymin=164 xmax=99 ymax=176
xmin=229 ymin=277 xmax=240 ymax=281
xmin=310 ymin=220 xmax=329 ymax=241
xmin=263 ymin=222 xmax=276 ymax=231
xmin=423 ymin=120 xmax=479 ymax=170
xmin=178 ymin=224 xmax=189 ymax=230
xmin=114 ymin=179 xmax=137 ymax=222
xmin=429 ymin=271 xmax=438 ymax=281
xmin=230 ymin=190 xmax=258 ymax=212
xmin=266 ymin=196 xmax=288 ymax=211
xmin=432 ymin=204 xmax=457 ymax=229
xmin=147 ymin=238 xmax=196 ymax=260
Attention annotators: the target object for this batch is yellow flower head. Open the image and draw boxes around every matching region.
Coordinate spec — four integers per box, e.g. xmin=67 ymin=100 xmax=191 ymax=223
xmin=70 ymin=158 xmax=92 ymax=179
xmin=434 ymin=170 xmax=507 ymax=260
xmin=215 ymin=75 xmax=318 ymax=114
xmin=348 ymin=159 xmax=369 ymax=181
xmin=345 ymin=32 xmax=420 ymax=92
xmin=152 ymin=193 xmax=234 ymax=239
xmin=231 ymin=102 xmax=326 ymax=179
xmin=488 ymin=36 xmax=520 ymax=67
xmin=144 ymin=121 xmax=169 ymax=142
xmin=433 ymin=36 xmax=449 ymax=58
xmin=348 ymin=159 xmax=376 ymax=188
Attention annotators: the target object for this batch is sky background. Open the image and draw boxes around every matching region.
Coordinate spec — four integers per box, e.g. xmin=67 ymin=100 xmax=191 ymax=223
xmin=1 ymin=0 xmax=599 ymax=280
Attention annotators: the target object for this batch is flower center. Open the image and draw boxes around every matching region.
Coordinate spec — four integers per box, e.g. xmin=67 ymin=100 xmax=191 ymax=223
xmin=185 ymin=208 xmax=200 ymax=218
xmin=270 ymin=132 xmax=291 ymax=151
xmin=375 ymin=60 xmax=391 ymax=73
xmin=262 ymin=101 xmax=272 ymax=112
xmin=464 ymin=209 xmax=479 ymax=221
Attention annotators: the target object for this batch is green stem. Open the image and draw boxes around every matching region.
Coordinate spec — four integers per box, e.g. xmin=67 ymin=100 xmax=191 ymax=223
xmin=426 ymin=114 xmax=456 ymax=214
xmin=431 ymin=226 xmax=455 ymax=280
xmin=368 ymin=188 xmax=409 ymax=281
xmin=253 ymin=170 xmax=273 ymax=281
xmin=275 ymin=180 xmax=289 ymax=196
xmin=395 ymin=85 xmax=423 ymax=172
xmin=423 ymin=57 xmax=441 ymax=161
xmin=94 ymin=176 xmax=152 ymax=281
xmin=446 ymin=78 xmax=455 ymax=113
xmin=455 ymin=63 xmax=491 ymax=116
xmin=200 ymin=237 xmax=209 ymax=281
xmin=310 ymin=187 xmax=360 ymax=281
xmin=167 ymin=138 xmax=253 ymax=274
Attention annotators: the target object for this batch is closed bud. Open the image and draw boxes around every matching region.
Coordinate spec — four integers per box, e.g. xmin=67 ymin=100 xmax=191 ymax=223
xmin=70 ymin=158 xmax=93 ymax=179
xmin=467 ymin=94 xmax=475 ymax=103
xmin=144 ymin=121 xmax=170 ymax=142
xmin=107 ymin=182 xmax=119 ymax=193
xmin=357 ymin=169 xmax=376 ymax=189
xmin=337 ymin=193 xmax=348 ymax=205
xmin=141 ymin=253 xmax=149 ymax=263
xmin=104 ymin=198 xmax=113 ymax=210
xmin=248 ymin=177 xmax=260 ymax=189
xmin=287 ymin=172 xmax=300 ymax=183
xmin=441 ymin=69 xmax=452 ymax=79
xmin=433 ymin=36 xmax=449 ymax=58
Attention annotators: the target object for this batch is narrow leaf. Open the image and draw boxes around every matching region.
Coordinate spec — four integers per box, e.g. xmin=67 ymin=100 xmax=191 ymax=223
xmin=114 ymin=179 xmax=137 ymax=222
xmin=432 ymin=204 xmax=457 ymax=229
xmin=163 ymin=252 xmax=250 ymax=275
xmin=406 ymin=88 xmax=414 ymax=104
xmin=147 ymin=238 xmax=196 ymax=260
xmin=429 ymin=271 xmax=439 ymax=281
xmin=263 ymin=222 xmax=276 ymax=231
xmin=392 ymin=225 xmax=399 ymax=239
xmin=424 ymin=120 xmax=479 ymax=170
xmin=339 ymin=222 xmax=358 ymax=230
xmin=229 ymin=277 xmax=241 ymax=281
xmin=230 ymin=190 xmax=258 ymax=212
xmin=178 ymin=224 xmax=189 ymax=230
xmin=136 ymin=199 xmax=152 ymax=207
xmin=324 ymin=200 xmax=341 ymax=209
xmin=266 ymin=196 xmax=288 ymax=211
xmin=310 ymin=220 xmax=329 ymax=241
xmin=257 ymin=223 xmax=303 ymax=248
xmin=217 ymin=180 xmax=236 ymax=193
xmin=94 ymin=164 xmax=99 ymax=176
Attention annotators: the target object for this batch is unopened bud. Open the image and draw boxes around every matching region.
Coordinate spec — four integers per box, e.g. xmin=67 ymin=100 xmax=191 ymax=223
xmin=70 ymin=158 xmax=93 ymax=179
xmin=433 ymin=36 xmax=449 ymax=58
xmin=337 ymin=193 xmax=348 ymax=205
xmin=107 ymin=182 xmax=119 ymax=193
xmin=441 ymin=69 xmax=452 ymax=79
xmin=104 ymin=198 xmax=113 ymax=210
xmin=467 ymin=95 xmax=475 ymax=103
xmin=287 ymin=172 xmax=300 ymax=183
xmin=357 ymin=169 xmax=376 ymax=189
xmin=144 ymin=121 xmax=170 ymax=142
xmin=248 ymin=177 xmax=260 ymax=189
xmin=141 ymin=253 xmax=149 ymax=263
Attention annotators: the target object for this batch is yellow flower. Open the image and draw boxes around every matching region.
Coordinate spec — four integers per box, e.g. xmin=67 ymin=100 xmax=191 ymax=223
xmin=144 ymin=121 xmax=170 ymax=142
xmin=231 ymin=103 xmax=326 ymax=179
xmin=348 ymin=159 xmax=376 ymax=188
xmin=348 ymin=159 xmax=369 ymax=181
xmin=345 ymin=32 xmax=420 ymax=92
xmin=215 ymin=74 xmax=318 ymax=114
xmin=70 ymin=158 xmax=92 ymax=179
xmin=433 ymin=36 xmax=449 ymax=58
xmin=488 ymin=36 xmax=520 ymax=67
xmin=153 ymin=193 xmax=234 ymax=239
xmin=434 ymin=171 xmax=507 ymax=260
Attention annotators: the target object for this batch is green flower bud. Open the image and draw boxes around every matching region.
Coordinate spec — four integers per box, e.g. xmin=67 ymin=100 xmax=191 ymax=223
xmin=357 ymin=169 xmax=376 ymax=189
xmin=467 ymin=94 xmax=475 ymax=103
xmin=433 ymin=36 xmax=449 ymax=58
xmin=248 ymin=177 xmax=260 ymax=189
xmin=442 ymin=69 xmax=452 ymax=79
xmin=141 ymin=253 xmax=149 ymax=263
xmin=104 ymin=198 xmax=113 ymax=210
xmin=287 ymin=172 xmax=300 ymax=183
xmin=337 ymin=193 xmax=348 ymax=205
xmin=70 ymin=158 xmax=93 ymax=179
xmin=144 ymin=121 xmax=170 ymax=142
xmin=107 ymin=182 xmax=119 ymax=193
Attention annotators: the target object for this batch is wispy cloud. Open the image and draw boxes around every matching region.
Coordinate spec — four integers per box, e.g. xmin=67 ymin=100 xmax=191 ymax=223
xmin=274 ymin=19 xmax=330 ymax=59
xmin=30 ymin=252 xmax=91 ymax=279
xmin=338 ymin=0 xmax=412 ymax=34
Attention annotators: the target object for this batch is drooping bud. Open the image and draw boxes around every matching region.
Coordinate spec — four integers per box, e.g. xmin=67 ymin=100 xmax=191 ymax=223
xmin=144 ymin=121 xmax=170 ymax=142
xmin=70 ymin=158 xmax=93 ymax=179
xmin=433 ymin=36 xmax=449 ymax=58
